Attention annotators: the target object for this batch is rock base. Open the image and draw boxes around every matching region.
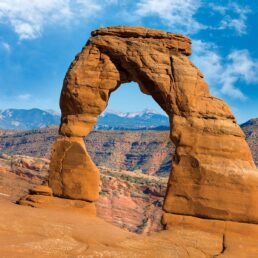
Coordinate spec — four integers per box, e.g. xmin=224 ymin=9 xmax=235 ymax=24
xmin=11 ymin=189 xmax=258 ymax=257
xmin=162 ymin=213 xmax=258 ymax=257
xmin=18 ymin=185 xmax=96 ymax=216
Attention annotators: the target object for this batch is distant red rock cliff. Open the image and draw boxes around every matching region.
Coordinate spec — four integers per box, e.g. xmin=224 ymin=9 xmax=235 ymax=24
xmin=0 ymin=124 xmax=257 ymax=174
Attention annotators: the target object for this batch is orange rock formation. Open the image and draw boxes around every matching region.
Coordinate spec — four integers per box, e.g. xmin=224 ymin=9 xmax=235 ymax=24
xmin=1 ymin=198 xmax=258 ymax=257
xmin=48 ymin=26 xmax=258 ymax=224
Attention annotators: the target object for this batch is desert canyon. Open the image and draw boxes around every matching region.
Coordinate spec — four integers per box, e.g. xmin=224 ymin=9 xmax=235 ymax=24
xmin=0 ymin=26 xmax=258 ymax=257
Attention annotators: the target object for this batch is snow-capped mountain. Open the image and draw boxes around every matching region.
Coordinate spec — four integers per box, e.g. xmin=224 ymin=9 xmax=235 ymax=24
xmin=0 ymin=108 xmax=169 ymax=130
xmin=96 ymin=109 xmax=169 ymax=130
xmin=100 ymin=108 xmax=162 ymax=118
xmin=0 ymin=109 xmax=60 ymax=130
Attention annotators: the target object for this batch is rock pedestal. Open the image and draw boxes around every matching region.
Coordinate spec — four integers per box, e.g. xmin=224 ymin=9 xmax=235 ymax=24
xmin=19 ymin=185 xmax=96 ymax=215
xmin=48 ymin=26 xmax=258 ymax=224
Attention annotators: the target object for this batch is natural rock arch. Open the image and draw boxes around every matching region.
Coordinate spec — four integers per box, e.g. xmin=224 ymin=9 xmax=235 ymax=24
xmin=49 ymin=26 xmax=258 ymax=223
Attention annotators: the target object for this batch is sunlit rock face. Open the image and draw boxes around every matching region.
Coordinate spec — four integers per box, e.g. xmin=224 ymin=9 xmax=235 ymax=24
xmin=49 ymin=26 xmax=258 ymax=223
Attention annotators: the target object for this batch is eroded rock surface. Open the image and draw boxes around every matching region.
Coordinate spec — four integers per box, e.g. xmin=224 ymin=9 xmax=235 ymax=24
xmin=49 ymin=26 xmax=258 ymax=224
xmin=1 ymin=198 xmax=258 ymax=258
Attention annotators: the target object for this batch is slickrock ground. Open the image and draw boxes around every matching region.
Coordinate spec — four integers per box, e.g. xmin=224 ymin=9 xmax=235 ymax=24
xmin=1 ymin=197 xmax=258 ymax=257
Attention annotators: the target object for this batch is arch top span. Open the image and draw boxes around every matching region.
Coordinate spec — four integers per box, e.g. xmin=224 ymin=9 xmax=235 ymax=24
xmin=49 ymin=26 xmax=258 ymax=224
xmin=59 ymin=26 xmax=233 ymax=136
xmin=91 ymin=26 xmax=192 ymax=55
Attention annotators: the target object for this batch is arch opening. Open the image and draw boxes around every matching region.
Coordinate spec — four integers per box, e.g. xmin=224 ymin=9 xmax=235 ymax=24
xmin=84 ymin=82 xmax=173 ymax=233
xmin=89 ymin=82 xmax=172 ymax=174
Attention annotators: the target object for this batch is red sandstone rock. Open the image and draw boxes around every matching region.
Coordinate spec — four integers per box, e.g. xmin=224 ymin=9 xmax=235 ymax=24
xmin=18 ymin=194 xmax=96 ymax=216
xmin=96 ymin=169 xmax=166 ymax=233
xmin=49 ymin=26 xmax=258 ymax=224
xmin=1 ymin=199 xmax=258 ymax=257
xmin=49 ymin=136 xmax=99 ymax=201
xmin=29 ymin=185 xmax=53 ymax=196
xmin=162 ymin=213 xmax=258 ymax=257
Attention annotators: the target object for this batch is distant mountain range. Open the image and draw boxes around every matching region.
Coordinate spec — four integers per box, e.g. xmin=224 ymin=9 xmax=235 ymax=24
xmin=0 ymin=108 xmax=169 ymax=130
xmin=96 ymin=109 xmax=169 ymax=130
xmin=0 ymin=109 xmax=60 ymax=130
xmin=0 ymin=108 xmax=257 ymax=134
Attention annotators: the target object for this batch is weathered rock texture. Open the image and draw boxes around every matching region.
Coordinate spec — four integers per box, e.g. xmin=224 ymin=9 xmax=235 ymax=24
xmin=49 ymin=26 xmax=258 ymax=223
xmin=2 ymin=198 xmax=258 ymax=257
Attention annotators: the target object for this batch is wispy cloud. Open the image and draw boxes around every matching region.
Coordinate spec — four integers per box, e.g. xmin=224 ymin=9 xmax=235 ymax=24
xmin=192 ymin=41 xmax=258 ymax=100
xmin=134 ymin=0 xmax=205 ymax=34
xmin=0 ymin=0 xmax=252 ymax=40
xmin=0 ymin=0 xmax=103 ymax=40
xmin=221 ymin=50 xmax=258 ymax=98
xmin=132 ymin=0 xmax=251 ymax=36
xmin=0 ymin=41 xmax=11 ymax=53
xmin=18 ymin=94 xmax=31 ymax=100
xmin=210 ymin=2 xmax=250 ymax=35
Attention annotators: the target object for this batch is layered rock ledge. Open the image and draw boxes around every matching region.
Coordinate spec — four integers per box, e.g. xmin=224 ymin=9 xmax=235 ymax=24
xmin=91 ymin=26 xmax=191 ymax=55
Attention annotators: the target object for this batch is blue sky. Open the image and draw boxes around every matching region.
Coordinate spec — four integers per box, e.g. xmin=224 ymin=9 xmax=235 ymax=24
xmin=0 ymin=0 xmax=257 ymax=123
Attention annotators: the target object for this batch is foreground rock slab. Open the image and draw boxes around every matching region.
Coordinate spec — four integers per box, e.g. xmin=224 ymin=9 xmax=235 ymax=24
xmin=28 ymin=185 xmax=53 ymax=196
xmin=1 ymin=199 xmax=258 ymax=258
xmin=18 ymin=185 xmax=96 ymax=216
xmin=162 ymin=213 xmax=258 ymax=257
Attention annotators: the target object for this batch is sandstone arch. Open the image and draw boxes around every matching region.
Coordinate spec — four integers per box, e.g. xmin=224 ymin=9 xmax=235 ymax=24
xmin=49 ymin=26 xmax=258 ymax=223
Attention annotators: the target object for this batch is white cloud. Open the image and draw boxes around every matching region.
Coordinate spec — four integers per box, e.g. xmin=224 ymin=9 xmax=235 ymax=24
xmin=0 ymin=0 xmax=103 ymax=40
xmin=104 ymin=0 xmax=118 ymax=3
xmin=135 ymin=0 xmax=205 ymax=34
xmin=226 ymin=50 xmax=258 ymax=84
xmin=210 ymin=2 xmax=250 ymax=35
xmin=192 ymin=41 xmax=258 ymax=100
xmin=0 ymin=41 xmax=11 ymax=53
xmin=208 ymin=3 xmax=227 ymax=14
xmin=0 ymin=1 xmax=252 ymax=40
xmin=18 ymin=94 xmax=31 ymax=100
xmin=192 ymin=40 xmax=221 ymax=83
xmin=221 ymin=50 xmax=258 ymax=99
xmin=13 ymin=22 xmax=40 ymax=40
xmin=133 ymin=1 xmax=251 ymax=36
